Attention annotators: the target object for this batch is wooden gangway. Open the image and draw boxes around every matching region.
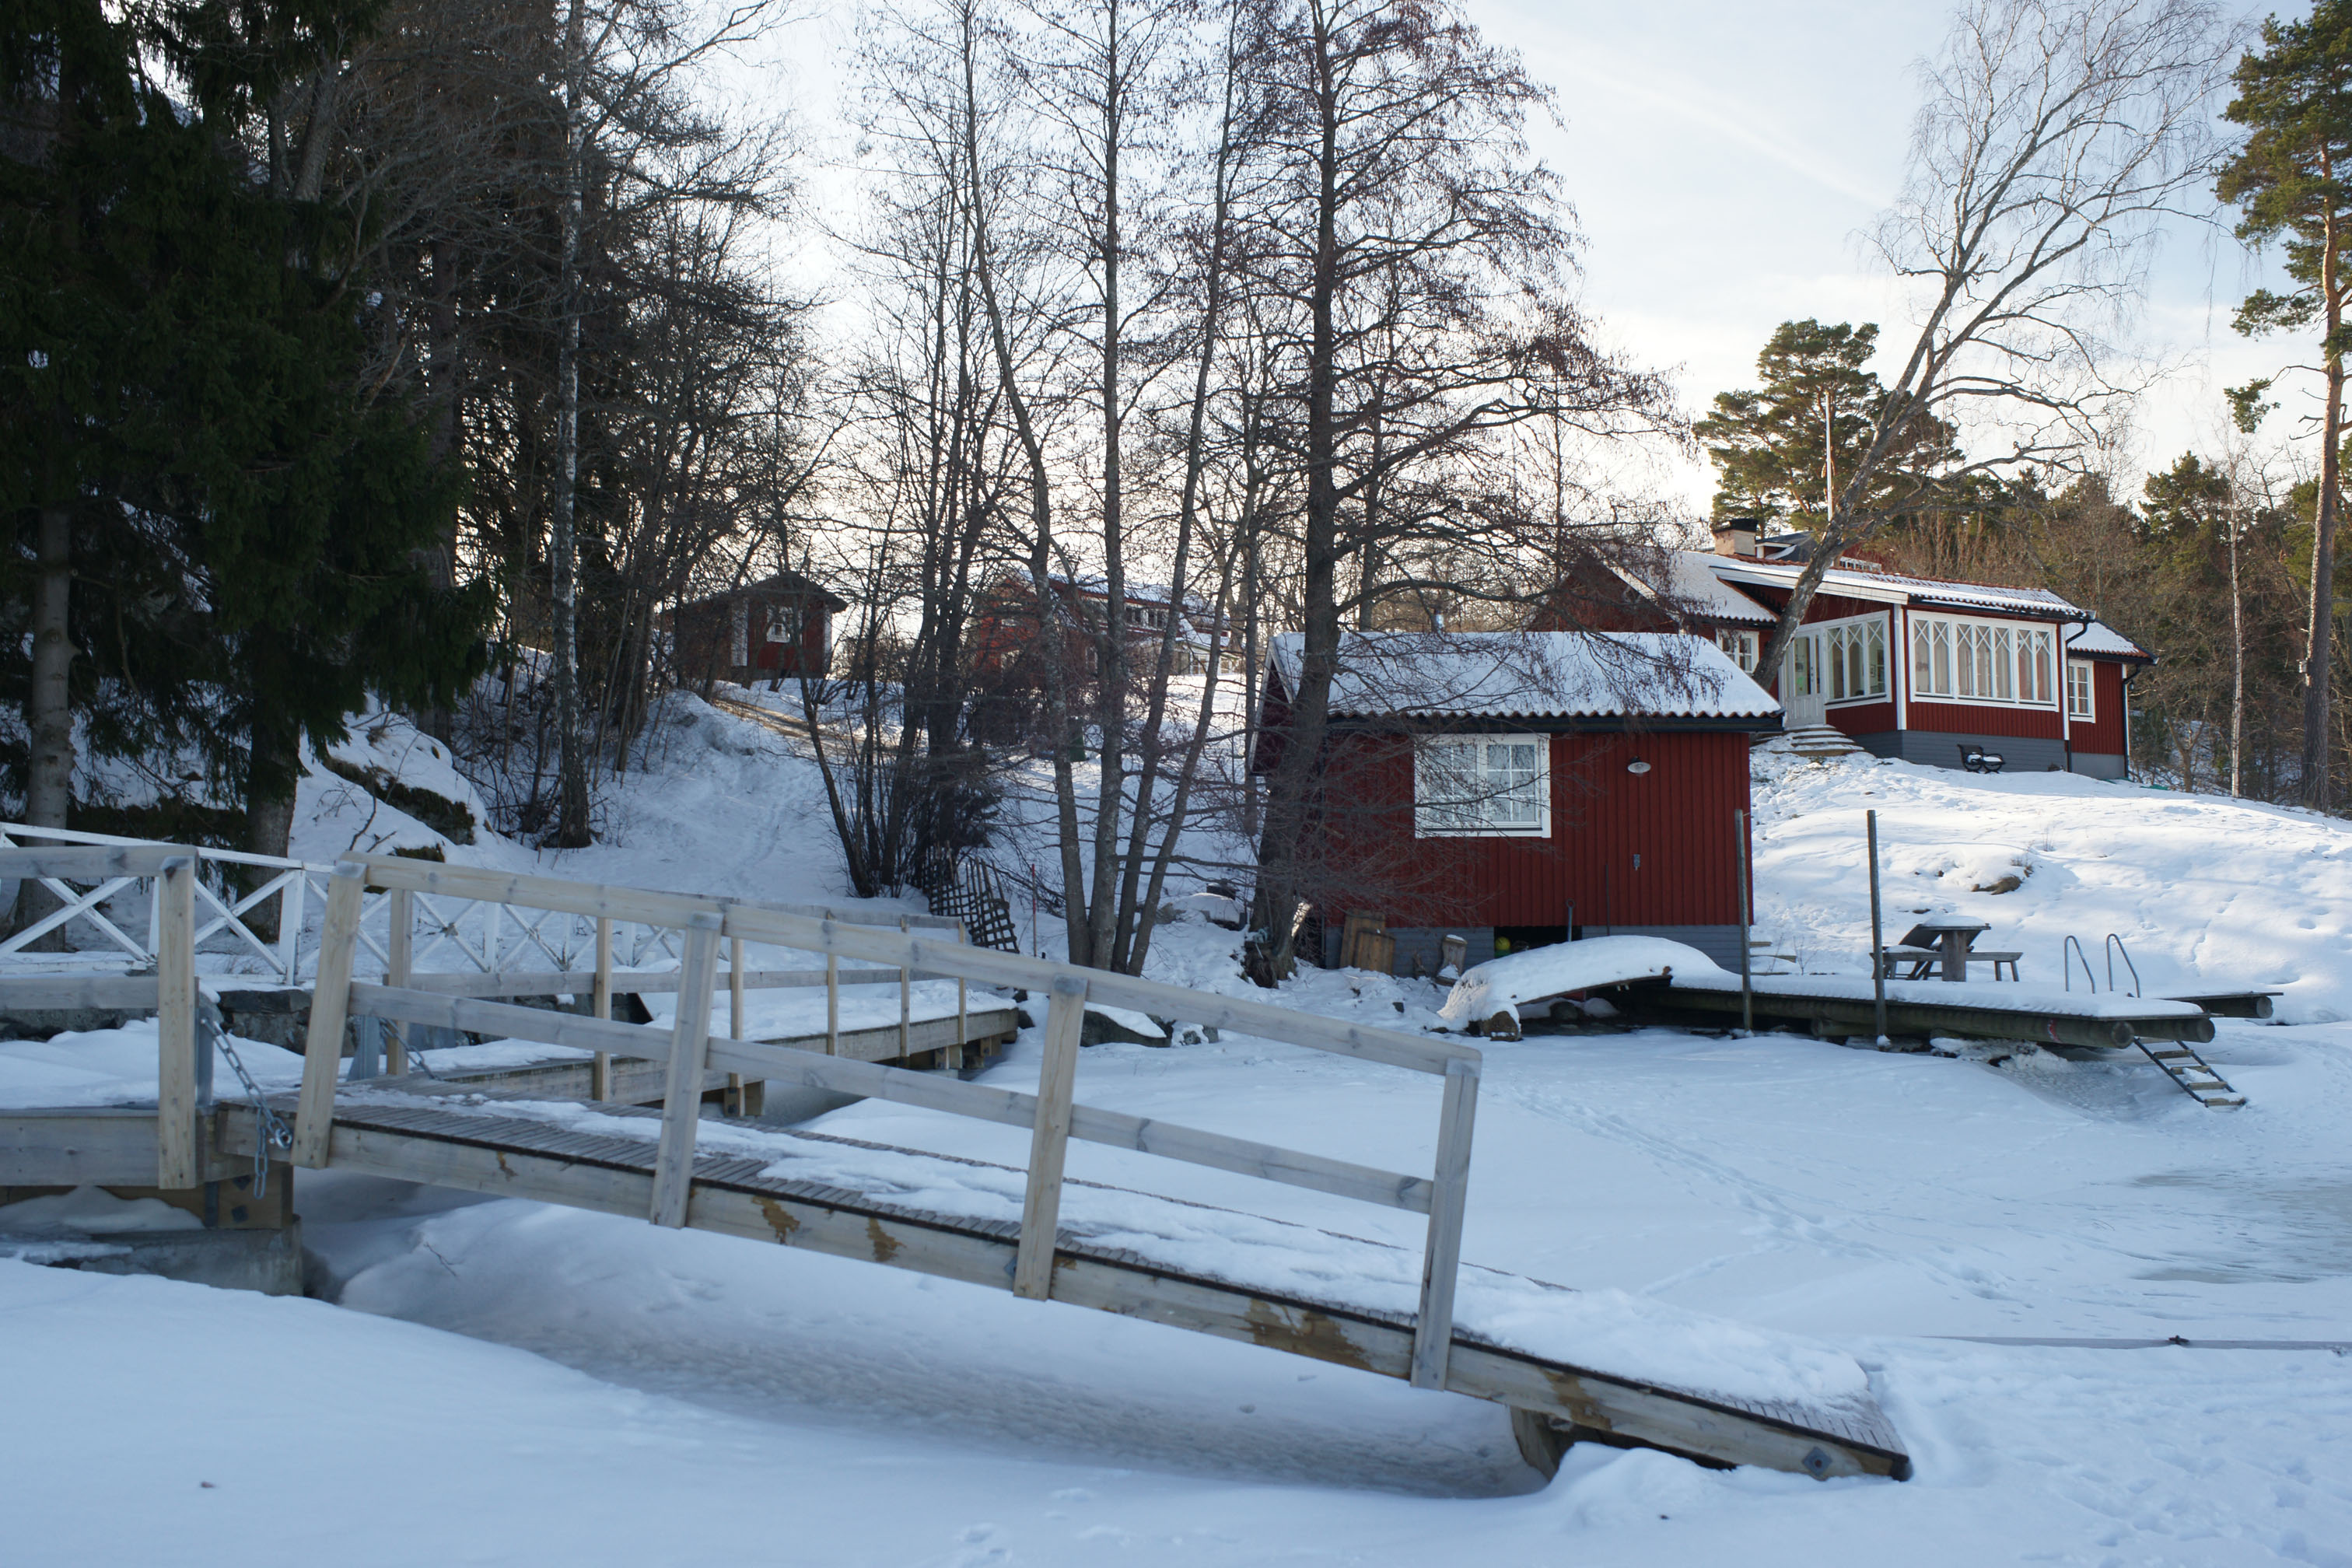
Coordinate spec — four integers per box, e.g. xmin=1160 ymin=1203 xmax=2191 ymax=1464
xmin=1 ymin=843 xmax=1913 ymax=1483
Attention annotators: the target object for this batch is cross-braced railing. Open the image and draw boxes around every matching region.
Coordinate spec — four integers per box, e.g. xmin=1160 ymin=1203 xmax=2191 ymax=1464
xmin=0 ymin=822 xmax=957 ymax=990
xmin=297 ymin=856 xmax=1485 ymax=1390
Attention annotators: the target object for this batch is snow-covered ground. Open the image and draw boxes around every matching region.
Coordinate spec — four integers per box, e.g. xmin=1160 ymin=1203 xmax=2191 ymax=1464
xmin=10 ymin=730 xmax=2352 ymax=1563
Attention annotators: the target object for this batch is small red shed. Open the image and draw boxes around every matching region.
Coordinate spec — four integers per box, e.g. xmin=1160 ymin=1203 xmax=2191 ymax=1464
xmin=670 ymin=571 xmax=848 ymax=688
xmin=1255 ymin=631 xmax=1783 ymax=975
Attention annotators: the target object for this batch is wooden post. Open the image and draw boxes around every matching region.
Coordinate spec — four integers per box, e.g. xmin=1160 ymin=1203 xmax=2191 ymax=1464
xmin=386 ymin=886 xmax=413 ymax=1076
xmin=1734 ymin=809 xmax=1752 ymax=1035
xmin=1409 ymin=1057 xmax=1479 ymax=1390
xmin=648 ymin=913 xmax=724 ymax=1227
xmin=898 ymin=914 xmax=912 ymax=1063
xmin=292 ymin=863 xmax=366 ymax=1169
xmin=825 ymin=950 xmax=838 ymax=1055
xmin=726 ymin=933 xmax=746 ymax=1115
xmin=155 ymin=856 xmax=200 ymax=1189
xmin=275 ymin=870 xmax=303 ymax=986
xmin=950 ymin=919 xmax=968 ymax=1072
xmin=591 ymin=915 xmax=613 ymax=1101
xmin=1867 ymin=810 xmax=1888 ymax=1045
xmin=1013 ymin=975 xmax=1087 ymax=1300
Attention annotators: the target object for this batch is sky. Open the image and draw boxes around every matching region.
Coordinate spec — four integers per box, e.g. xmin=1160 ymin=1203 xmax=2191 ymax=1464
xmin=738 ymin=0 xmax=2302 ymax=519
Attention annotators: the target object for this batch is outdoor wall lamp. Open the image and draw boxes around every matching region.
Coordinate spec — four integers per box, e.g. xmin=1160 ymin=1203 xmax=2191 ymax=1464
xmin=1626 ymin=757 xmax=1651 ymax=775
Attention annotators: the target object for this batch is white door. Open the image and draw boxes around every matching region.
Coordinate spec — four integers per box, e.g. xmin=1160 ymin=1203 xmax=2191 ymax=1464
xmin=1783 ymin=633 xmax=1827 ymax=727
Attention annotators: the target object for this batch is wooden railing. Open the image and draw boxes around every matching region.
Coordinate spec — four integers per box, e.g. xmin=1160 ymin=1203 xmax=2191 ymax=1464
xmin=0 ymin=821 xmax=960 ymax=987
xmin=298 ymin=856 xmax=1484 ymax=1390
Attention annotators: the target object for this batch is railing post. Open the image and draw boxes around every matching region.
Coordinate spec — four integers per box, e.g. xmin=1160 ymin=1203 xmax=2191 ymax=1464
xmin=649 ymin=912 xmax=724 ymax=1227
xmin=825 ymin=950 xmax=838 ymax=1055
xmin=950 ymin=919 xmax=968 ymax=1072
xmin=292 ymin=863 xmax=366 ymax=1168
xmin=725 ymin=933 xmax=747 ymax=1115
xmin=591 ymin=915 xmax=614 ymax=1100
xmin=1409 ymin=1056 xmax=1480 ymax=1390
xmin=277 ymin=869 xmax=304 ymax=985
xmin=898 ymin=914 xmax=912 ymax=1062
xmin=386 ymin=886 xmax=413 ymax=1076
xmin=1013 ymin=975 xmax=1087 ymax=1300
xmin=155 ymin=856 xmax=200 ymax=1189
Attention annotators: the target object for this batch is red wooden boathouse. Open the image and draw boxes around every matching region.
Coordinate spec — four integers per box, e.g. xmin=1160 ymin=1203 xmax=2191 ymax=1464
xmin=1255 ymin=632 xmax=1782 ymax=975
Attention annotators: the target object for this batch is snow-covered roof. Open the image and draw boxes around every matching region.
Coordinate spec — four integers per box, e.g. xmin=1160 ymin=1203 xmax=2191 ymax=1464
xmin=2060 ymin=619 xmax=2154 ymax=662
xmin=1698 ymin=551 xmax=2091 ymax=620
xmin=1612 ymin=552 xmax=1779 ymax=627
xmin=1268 ymin=631 xmax=1781 ymax=722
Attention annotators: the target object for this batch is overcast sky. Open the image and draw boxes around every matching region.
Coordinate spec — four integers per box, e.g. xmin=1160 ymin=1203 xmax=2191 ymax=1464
xmin=753 ymin=0 xmax=2301 ymax=516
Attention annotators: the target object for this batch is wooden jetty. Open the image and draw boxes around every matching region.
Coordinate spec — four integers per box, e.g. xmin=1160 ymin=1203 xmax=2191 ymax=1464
xmin=0 ymin=842 xmax=1913 ymax=1484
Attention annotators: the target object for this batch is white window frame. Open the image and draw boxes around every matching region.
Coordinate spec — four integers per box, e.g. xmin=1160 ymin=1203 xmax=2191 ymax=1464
xmin=764 ymin=603 xmax=800 ymax=645
xmin=1909 ymin=613 xmax=2059 ymax=708
xmin=1715 ymin=627 xmax=1759 ymax=673
xmin=2066 ymin=658 xmax=2095 ymax=720
xmin=1414 ymin=733 xmax=1552 ymax=838
xmin=1816 ymin=613 xmax=1888 ymax=704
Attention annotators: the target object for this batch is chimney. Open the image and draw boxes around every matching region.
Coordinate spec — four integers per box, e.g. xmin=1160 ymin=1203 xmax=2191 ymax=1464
xmin=1711 ymin=520 xmax=1760 ymax=558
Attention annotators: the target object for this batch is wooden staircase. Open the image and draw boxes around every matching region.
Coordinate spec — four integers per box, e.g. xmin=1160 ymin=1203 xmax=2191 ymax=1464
xmin=2139 ymin=1041 xmax=2244 ymax=1108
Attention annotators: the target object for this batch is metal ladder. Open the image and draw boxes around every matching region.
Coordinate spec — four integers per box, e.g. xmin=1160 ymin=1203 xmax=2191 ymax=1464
xmin=2138 ymin=1041 xmax=2244 ymax=1108
xmin=2072 ymin=934 xmax=2244 ymax=1108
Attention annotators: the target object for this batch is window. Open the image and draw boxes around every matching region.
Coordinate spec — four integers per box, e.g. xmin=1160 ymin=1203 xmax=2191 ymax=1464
xmin=765 ymin=604 xmax=800 ymax=645
xmin=2066 ymin=660 xmax=2095 ymax=719
xmin=1716 ymin=628 xmax=1759 ymax=673
xmin=1909 ymin=614 xmax=2056 ymax=706
xmin=1823 ymin=617 xmax=1887 ymax=702
xmin=1789 ymin=635 xmax=1821 ymax=696
xmin=1125 ymin=605 xmax=1167 ymax=631
xmin=1416 ymin=734 xmax=1550 ymax=838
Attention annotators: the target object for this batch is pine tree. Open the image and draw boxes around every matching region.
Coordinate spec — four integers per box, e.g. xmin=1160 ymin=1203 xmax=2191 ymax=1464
xmin=1695 ymin=320 xmax=1958 ymax=535
xmin=2217 ymin=0 xmax=2352 ymax=810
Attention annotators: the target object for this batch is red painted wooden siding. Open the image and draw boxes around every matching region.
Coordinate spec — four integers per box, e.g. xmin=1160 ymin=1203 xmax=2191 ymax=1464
xmin=2067 ymin=661 xmax=2128 ymax=756
xmin=1309 ymin=729 xmax=1752 ymax=930
xmin=1904 ymin=698 xmax=2063 ymax=739
xmin=1828 ymin=698 xmax=1897 ymax=736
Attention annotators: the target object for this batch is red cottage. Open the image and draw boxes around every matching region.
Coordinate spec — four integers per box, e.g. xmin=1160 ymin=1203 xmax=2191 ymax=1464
xmin=1255 ymin=631 xmax=1782 ymax=975
xmin=669 ymin=571 xmax=847 ymax=688
xmin=1661 ymin=527 xmax=2151 ymax=776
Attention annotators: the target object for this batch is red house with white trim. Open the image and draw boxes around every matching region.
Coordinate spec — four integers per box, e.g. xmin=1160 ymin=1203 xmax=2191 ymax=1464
xmin=1254 ymin=631 xmax=1782 ymax=974
xmin=1568 ymin=527 xmax=2153 ymax=776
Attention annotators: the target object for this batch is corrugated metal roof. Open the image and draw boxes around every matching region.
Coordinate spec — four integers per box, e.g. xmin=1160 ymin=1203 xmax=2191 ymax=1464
xmin=1699 ymin=552 xmax=2091 ymax=618
xmin=2062 ymin=619 xmax=2154 ymax=661
xmin=1616 ymin=553 xmax=1779 ymax=625
xmin=1269 ymin=632 xmax=1782 ymax=720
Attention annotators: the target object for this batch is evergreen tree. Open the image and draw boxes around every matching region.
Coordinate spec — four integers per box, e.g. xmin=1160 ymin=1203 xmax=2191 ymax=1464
xmin=2217 ymin=0 xmax=2352 ymax=810
xmin=2 ymin=0 xmax=486 ymax=883
xmin=1695 ymin=320 xmax=1958 ymax=536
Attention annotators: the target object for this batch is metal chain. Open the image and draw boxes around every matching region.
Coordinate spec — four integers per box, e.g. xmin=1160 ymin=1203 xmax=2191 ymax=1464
xmin=197 ymin=1002 xmax=292 ymax=1198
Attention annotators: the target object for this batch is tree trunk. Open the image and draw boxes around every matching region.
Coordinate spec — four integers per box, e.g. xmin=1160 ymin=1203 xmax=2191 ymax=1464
xmin=2229 ymin=515 xmax=2245 ymax=799
xmin=548 ymin=0 xmax=593 ymax=847
xmin=11 ymin=503 xmax=77 ymax=947
xmin=242 ymin=722 xmax=299 ymax=943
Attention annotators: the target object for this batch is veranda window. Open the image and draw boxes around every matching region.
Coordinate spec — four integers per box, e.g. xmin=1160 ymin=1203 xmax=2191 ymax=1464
xmin=1415 ymin=734 xmax=1550 ymax=838
xmin=1825 ymin=618 xmax=1886 ymax=701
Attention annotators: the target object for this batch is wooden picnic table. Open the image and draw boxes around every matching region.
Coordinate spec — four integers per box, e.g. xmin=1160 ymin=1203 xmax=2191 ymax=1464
xmin=1876 ymin=918 xmax=2020 ymax=983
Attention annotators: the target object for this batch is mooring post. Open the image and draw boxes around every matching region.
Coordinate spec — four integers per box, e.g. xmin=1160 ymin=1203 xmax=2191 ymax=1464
xmin=1867 ymin=809 xmax=1889 ymax=1046
xmin=1734 ymin=809 xmax=1752 ymax=1034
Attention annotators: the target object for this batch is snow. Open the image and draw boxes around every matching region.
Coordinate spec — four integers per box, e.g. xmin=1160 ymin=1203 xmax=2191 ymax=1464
xmin=0 ymin=1019 xmax=306 ymax=1108
xmin=1269 ymin=631 xmax=1780 ymax=719
xmin=1439 ymin=935 xmax=1726 ymax=1027
xmin=12 ymin=702 xmax=2352 ymax=1561
xmin=1671 ymin=968 xmax=2212 ymax=1021
xmin=0 ymin=1185 xmax=203 ymax=1234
